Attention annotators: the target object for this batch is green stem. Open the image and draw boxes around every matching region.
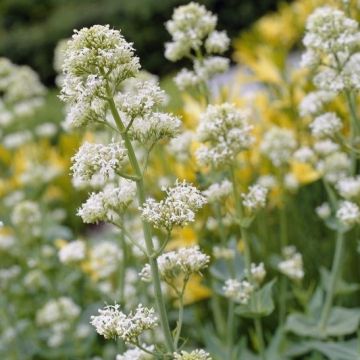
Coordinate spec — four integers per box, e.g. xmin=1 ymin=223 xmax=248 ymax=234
xmin=254 ymin=318 xmax=266 ymax=360
xmin=279 ymin=203 xmax=288 ymax=325
xmin=318 ymin=231 xmax=345 ymax=331
xmin=226 ymin=300 xmax=236 ymax=360
xmin=107 ymin=94 xmax=174 ymax=353
xmin=229 ymin=164 xmax=251 ymax=274
xmin=345 ymin=90 xmax=359 ymax=175
xmin=174 ymin=278 xmax=188 ymax=350
xmin=118 ymin=227 xmax=126 ymax=305
xmin=210 ymin=280 xmax=226 ymax=338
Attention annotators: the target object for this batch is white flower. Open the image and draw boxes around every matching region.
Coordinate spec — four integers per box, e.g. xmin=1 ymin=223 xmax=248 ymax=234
xmin=248 ymin=262 xmax=266 ymax=285
xmin=242 ymin=184 xmax=268 ymax=212
xmin=193 ymin=56 xmax=230 ymax=81
xmin=11 ymin=200 xmax=41 ymax=228
xmin=336 ymin=201 xmax=360 ymax=227
xmin=173 ymin=349 xmax=212 ymax=360
xmin=141 ymin=180 xmax=206 ymax=231
xmin=90 ymin=304 xmax=158 ymax=343
xmin=77 ymin=179 xmax=136 ymax=224
xmin=36 ymin=297 xmax=80 ymax=327
xmin=116 ymin=345 xmax=154 ymax=360
xmin=299 ymin=90 xmax=336 ymax=117
xmin=317 ymin=152 xmax=351 ymax=184
xmin=87 ymin=241 xmax=123 ymax=279
xmin=205 ymin=31 xmax=230 ymax=54
xmin=115 ymin=80 xmax=167 ymax=118
xmin=256 ymin=175 xmax=277 ymax=190
xmin=196 ymin=103 xmax=253 ymax=167
xmin=128 ymin=111 xmax=182 ymax=144
xmin=313 ymin=139 xmax=339 ymax=156
xmin=303 ymin=7 xmax=359 ymax=55
xmin=309 ymin=112 xmax=342 ymax=138
xmin=165 ymin=2 xmax=217 ymax=61
xmin=316 ymin=202 xmax=331 ymax=219
xmin=278 ymin=247 xmax=304 ymax=281
xmin=337 ymin=176 xmax=360 ymax=200
xmin=59 ymin=240 xmax=86 ymax=264
xmin=284 ymin=173 xmax=299 ymax=192
xmin=260 ymin=127 xmax=297 ymax=167
xmin=223 ymin=279 xmax=254 ymax=304
xmin=140 ymin=246 xmax=210 ymax=282
xmin=174 ymin=69 xmax=199 ymax=90
xmin=71 ymin=141 xmax=127 ymax=183
xmin=293 ymin=146 xmax=315 ymax=163
xmin=167 ymin=131 xmax=194 ymax=162
xmin=204 ymin=179 xmax=232 ymax=203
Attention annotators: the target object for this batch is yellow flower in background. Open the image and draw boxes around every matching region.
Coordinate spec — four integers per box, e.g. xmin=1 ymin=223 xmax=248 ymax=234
xmin=182 ymin=275 xmax=211 ymax=305
xmin=291 ymin=162 xmax=320 ymax=185
xmin=168 ymin=227 xmax=197 ymax=250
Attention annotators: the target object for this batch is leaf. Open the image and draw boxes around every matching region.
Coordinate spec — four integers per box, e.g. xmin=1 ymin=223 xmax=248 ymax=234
xmin=320 ymin=267 xmax=360 ymax=296
xmin=235 ymin=279 xmax=276 ymax=318
xmin=285 ymin=307 xmax=360 ymax=338
xmin=286 ymin=340 xmax=360 ymax=360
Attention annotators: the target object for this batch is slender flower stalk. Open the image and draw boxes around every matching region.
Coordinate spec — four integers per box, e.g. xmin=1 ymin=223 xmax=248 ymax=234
xmin=106 ymin=91 xmax=175 ymax=353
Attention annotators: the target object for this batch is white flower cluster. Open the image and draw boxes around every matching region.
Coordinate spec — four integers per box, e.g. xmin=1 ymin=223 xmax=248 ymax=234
xmin=165 ymin=2 xmax=230 ymax=90
xmin=260 ymin=127 xmax=297 ymax=167
xmin=87 ymin=241 xmax=123 ymax=280
xmin=90 ymin=304 xmax=157 ymax=343
xmin=309 ymin=112 xmax=342 ymax=138
xmin=278 ymin=246 xmax=304 ymax=281
xmin=60 ymin=24 xmax=140 ymax=128
xmin=336 ymin=176 xmax=360 ymax=200
xmin=0 ymin=58 xmax=46 ymax=127
xmin=336 ymin=201 xmax=360 ymax=227
xmin=36 ymin=297 xmax=81 ymax=348
xmin=316 ymin=202 xmax=331 ymax=220
xmin=313 ymin=139 xmax=340 ymax=156
xmin=204 ymin=179 xmax=232 ymax=203
xmin=116 ymin=345 xmax=154 ymax=360
xmin=71 ymin=141 xmax=128 ymax=184
xmin=223 ymin=279 xmax=254 ymax=304
xmin=127 ymin=111 xmax=182 ymax=144
xmin=77 ymin=179 xmax=136 ymax=224
xmin=173 ymin=349 xmax=212 ymax=360
xmin=58 ymin=240 xmax=86 ymax=264
xmin=140 ymin=245 xmax=210 ymax=283
xmin=247 ymin=262 xmax=266 ymax=285
xmin=11 ymin=200 xmax=41 ymax=235
xmin=141 ymin=180 xmax=206 ymax=231
xmin=256 ymin=175 xmax=277 ymax=190
xmin=302 ymin=7 xmax=360 ymax=92
xmin=299 ymin=90 xmax=336 ymax=117
xmin=115 ymin=78 xmax=182 ymax=144
xmin=242 ymin=184 xmax=268 ymax=212
xmin=316 ymin=151 xmax=351 ymax=184
xmin=293 ymin=146 xmax=315 ymax=164
xmin=167 ymin=131 xmax=194 ymax=162
xmin=196 ymin=103 xmax=254 ymax=167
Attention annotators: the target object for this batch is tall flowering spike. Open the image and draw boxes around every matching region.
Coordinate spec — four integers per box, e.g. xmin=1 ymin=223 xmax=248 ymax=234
xmin=165 ymin=2 xmax=217 ymax=61
xmin=303 ymin=7 xmax=359 ymax=56
xmin=71 ymin=141 xmax=128 ymax=183
xmin=141 ymin=180 xmax=207 ymax=231
xmin=90 ymin=304 xmax=158 ymax=343
xmin=196 ymin=103 xmax=254 ymax=167
xmin=260 ymin=126 xmax=297 ymax=167
xmin=60 ymin=25 xmax=140 ymax=128
xmin=165 ymin=2 xmax=230 ymax=91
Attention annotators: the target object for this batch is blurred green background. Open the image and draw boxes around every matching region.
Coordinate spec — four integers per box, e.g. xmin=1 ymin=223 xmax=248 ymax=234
xmin=0 ymin=0 xmax=290 ymax=85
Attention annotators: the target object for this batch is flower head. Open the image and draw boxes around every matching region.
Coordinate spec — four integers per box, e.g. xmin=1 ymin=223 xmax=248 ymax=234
xmin=173 ymin=349 xmax=212 ymax=360
xmin=336 ymin=201 xmax=360 ymax=227
xmin=141 ymin=180 xmax=206 ymax=231
xmin=223 ymin=279 xmax=254 ymax=304
xmin=242 ymin=184 xmax=268 ymax=212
